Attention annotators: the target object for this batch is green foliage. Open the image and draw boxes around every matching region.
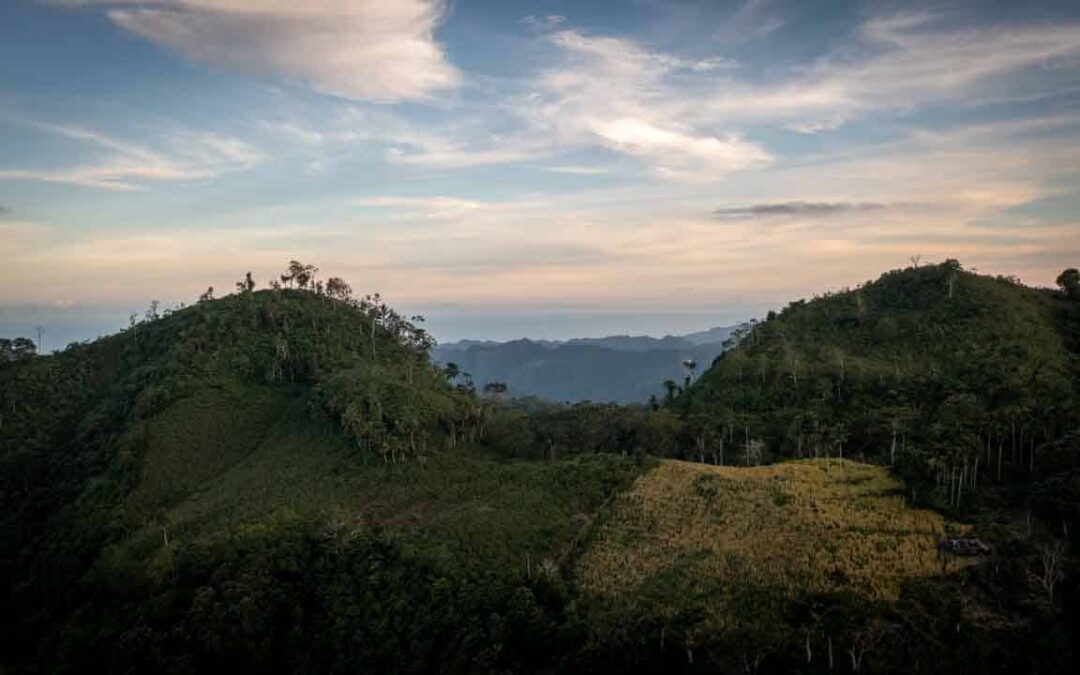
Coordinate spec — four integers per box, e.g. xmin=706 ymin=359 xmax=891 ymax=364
xmin=681 ymin=261 xmax=1079 ymax=510
xmin=0 ymin=336 xmax=37 ymax=362
xmin=3 ymin=260 xmax=1079 ymax=673
xmin=482 ymin=400 xmax=681 ymax=460
xmin=1057 ymin=268 xmax=1080 ymax=300
xmin=0 ymin=276 xmax=651 ymax=673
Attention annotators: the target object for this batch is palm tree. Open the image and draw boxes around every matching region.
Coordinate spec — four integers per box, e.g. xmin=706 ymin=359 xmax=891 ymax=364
xmin=444 ymin=362 xmax=460 ymax=383
xmin=662 ymin=379 xmax=678 ymax=404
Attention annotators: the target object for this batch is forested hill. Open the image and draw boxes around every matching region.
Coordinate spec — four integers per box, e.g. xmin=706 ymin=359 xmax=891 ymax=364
xmin=680 ymin=260 xmax=1080 ymax=503
xmin=4 ymin=261 xmax=1080 ymax=673
xmin=2 ymin=271 xmax=590 ymax=673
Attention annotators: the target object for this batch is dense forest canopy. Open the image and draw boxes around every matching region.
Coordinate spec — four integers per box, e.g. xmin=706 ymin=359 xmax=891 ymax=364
xmin=680 ymin=261 xmax=1077 ymax=497
xmin=1 ymin=259 xmax=1078 ymax=673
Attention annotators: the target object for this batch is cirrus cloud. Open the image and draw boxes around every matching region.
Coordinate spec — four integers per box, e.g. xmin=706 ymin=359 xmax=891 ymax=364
xmin=0 ymin=121 xmax=265 ymax=191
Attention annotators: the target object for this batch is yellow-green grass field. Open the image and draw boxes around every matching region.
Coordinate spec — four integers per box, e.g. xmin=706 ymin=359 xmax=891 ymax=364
xmin=578 ymin=458 xmax=965 ymax=625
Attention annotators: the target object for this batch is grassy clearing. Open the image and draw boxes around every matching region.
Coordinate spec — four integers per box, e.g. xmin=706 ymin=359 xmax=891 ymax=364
xmin=578 ymin=458 xmax=965 ymax=624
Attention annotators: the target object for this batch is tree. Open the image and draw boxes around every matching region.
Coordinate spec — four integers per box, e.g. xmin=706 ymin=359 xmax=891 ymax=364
xmin=0 ymin=337 xmax=37 ymax=363
xmin=483 ymin=382 xmax=508 ymax=397
xmin=281 ymin=260 xmax=319 ymax=289
xmin=326 ymin=276 xmax=352 ymax=301
xmin=682 ymin=358 xmax=698 ymax=382
xmin=1030 ymin=538 xmax=1067 ymax=602
xmin=942 ymin=258 xmax=961 ymax=298
xmin=1056 ymin=268 xmax=1080 ymax=300
xmin=199 ymin=287 xmax=215 ymax=303
xmin=236 ymin=271 xmax=256 ymax=294
xmin=662 ymin=379 xmax=679 ymax=404
xmin=444 ymin=362 xmax=460 ymax=383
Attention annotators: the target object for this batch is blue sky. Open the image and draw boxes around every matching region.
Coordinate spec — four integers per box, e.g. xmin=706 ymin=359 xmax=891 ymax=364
xmin=2 ymin=0 xmax=1080 ymax=343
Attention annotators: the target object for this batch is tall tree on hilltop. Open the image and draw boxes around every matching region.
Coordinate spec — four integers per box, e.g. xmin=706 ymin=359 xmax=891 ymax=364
xmin=1057 ymin=268 xmax=1080 ymax=300
xmin=280 ymin=260 xmax=318 ymax=289
xmin=326 ymin=276 xmax=352 ymax=301
xmin=236 ymin=271 xmax=256 ymax=294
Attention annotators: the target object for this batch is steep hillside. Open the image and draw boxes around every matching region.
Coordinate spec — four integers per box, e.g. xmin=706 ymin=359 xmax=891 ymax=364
xmin=0 ymin=280 xmax=646 ymax=673
xmin=682 ymin=261 xmax=1079 ymax=505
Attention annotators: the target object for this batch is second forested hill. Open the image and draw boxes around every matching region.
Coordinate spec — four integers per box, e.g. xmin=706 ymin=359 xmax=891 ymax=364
xmin=681 ymin=260 xmax=1079 ymax=491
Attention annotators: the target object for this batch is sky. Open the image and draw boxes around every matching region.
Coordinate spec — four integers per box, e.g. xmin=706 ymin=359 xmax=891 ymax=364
xmin=2 ymin=0 xmax=1080 ymax=345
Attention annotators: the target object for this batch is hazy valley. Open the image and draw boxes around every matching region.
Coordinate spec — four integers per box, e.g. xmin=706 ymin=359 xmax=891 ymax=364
xmin=432 ymin=326 xmax=733 ymax=403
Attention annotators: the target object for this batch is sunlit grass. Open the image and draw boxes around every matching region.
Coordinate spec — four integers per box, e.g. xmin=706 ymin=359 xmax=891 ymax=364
xmin=578 ymin=458 xmax=965 ymax=624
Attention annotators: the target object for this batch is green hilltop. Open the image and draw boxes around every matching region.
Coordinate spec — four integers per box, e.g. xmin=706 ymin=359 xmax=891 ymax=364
xmin=0 ymin=271 xmax=644 ymax=672
xmin=680 ymin=260 xmax=1079 ymax=502
xmin=1 ymin=260 xmax=1078 ymax=673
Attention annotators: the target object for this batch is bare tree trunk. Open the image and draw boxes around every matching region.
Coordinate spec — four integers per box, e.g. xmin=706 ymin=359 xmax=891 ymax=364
xmin=890 ymin=423 xmax=897 ymax=465
xmin=957 ymin=462 xmax=965 ymax=506
xmin=1011 ymin=419 xmax=1017 ymax=466
xmin=745 ymin=426 xmax=751 ymax=466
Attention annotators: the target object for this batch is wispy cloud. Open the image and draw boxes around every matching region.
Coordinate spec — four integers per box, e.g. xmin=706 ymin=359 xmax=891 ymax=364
xmin=5 ymin=4 xmax=1080 ymax=315
xmin=521 ymin=14 xmax=566 ymax=32
xmin=352 ymin=196 xmax=487 ymax=219
xmin=546 ymin=165 xmax=609 ymax=175
xmin=0 ymin=121 xmax=264 ymax=190
xmin=714 ymin=201 xmax=889 ymax=218
xmin=704 ymin=12 xmax=1080 ymax=130
xmin=82 ymin=0 xmax=460 ymax=102
xmin=516 ymin=28 xmax=772 ymax=181
xmin=245 ymin=13 xmax=1080 ymax=178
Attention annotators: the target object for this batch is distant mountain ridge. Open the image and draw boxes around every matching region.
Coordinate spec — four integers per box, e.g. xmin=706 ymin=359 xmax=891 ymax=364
xmin=432 ymin=326 xmax=736 ymax=403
